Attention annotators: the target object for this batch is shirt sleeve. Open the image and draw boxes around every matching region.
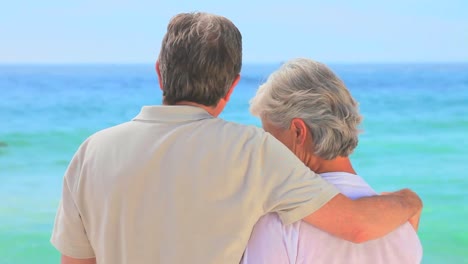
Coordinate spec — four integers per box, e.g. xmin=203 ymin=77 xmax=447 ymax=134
xmin=259 ymin=133 xmax=340 ymax=225
xmin=241 ymin=213 xmax=299 ymax=264
xmin=50 ymin=147 xmax=95 ymax=259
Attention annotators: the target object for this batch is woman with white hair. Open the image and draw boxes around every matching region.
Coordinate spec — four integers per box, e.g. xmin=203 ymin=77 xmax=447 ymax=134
xmin=242 ymin=58 xmax=423 ymax=264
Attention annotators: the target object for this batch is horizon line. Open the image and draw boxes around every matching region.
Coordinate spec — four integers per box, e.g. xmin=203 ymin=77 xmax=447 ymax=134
xmin=1 ymin=60 xmax=468 ymax=66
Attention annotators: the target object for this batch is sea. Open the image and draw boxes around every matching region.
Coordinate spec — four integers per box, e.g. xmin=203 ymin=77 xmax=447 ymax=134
xmin=0 ymin=63 xmax=467 ymax=263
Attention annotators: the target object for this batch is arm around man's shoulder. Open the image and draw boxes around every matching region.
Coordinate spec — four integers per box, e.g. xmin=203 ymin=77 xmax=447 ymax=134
xmin=302 ymin=189 xmax=422 ymax=243
xmin=248 ymin=128 xmax=423 ymax=244
xmin=61 ymin=255 xmax=96 ymax=264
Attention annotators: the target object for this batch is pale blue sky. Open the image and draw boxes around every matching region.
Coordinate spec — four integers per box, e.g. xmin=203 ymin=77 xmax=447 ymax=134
xmin=1 ymin=0 xmax=467 ymax=63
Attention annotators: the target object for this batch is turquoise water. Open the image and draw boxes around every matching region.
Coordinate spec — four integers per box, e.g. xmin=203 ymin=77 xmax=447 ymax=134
xmin=1 ymin=63 xmax=467 ymax=263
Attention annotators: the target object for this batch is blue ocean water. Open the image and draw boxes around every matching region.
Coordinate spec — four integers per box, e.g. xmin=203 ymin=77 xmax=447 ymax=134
xmin=0 ymin=63 xmax=467 ymax=263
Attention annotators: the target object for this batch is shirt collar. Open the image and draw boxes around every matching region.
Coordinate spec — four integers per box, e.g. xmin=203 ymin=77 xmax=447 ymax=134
xmin=319 ymin=171 xmax=367 ymax=184
xmin=132 ymin=105 xmax=214 ymax=123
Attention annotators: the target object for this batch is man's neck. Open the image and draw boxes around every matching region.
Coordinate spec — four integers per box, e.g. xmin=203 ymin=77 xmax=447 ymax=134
xmin=164 ymin=101 xmax=222 ymax=117
xmin=306 ymin=156 xmax=356 ymax=175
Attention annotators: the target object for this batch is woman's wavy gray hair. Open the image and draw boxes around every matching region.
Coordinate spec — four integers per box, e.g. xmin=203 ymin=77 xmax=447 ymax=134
xmin=250 ymin=58 xmax=362 ymax=159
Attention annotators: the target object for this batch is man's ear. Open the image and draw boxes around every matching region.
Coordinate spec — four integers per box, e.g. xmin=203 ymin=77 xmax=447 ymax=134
xmin=155 ymin=61 xmax=163 ymax=90
xmin=223 ymin=75 xmax=241 ymax=102
xmin=290 ymin=118 xmax=308 ymax=146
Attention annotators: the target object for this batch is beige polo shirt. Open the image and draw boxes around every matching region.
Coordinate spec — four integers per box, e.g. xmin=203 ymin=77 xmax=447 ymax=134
xmin=51 ymin=105 xmax=339 ymax=264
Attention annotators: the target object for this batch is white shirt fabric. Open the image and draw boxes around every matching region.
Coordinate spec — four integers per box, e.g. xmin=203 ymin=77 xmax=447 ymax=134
xmin=50 ymin=105 xmax=340 ymax=264
xmin=242 ymin=172 xmax=423 ymax=264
